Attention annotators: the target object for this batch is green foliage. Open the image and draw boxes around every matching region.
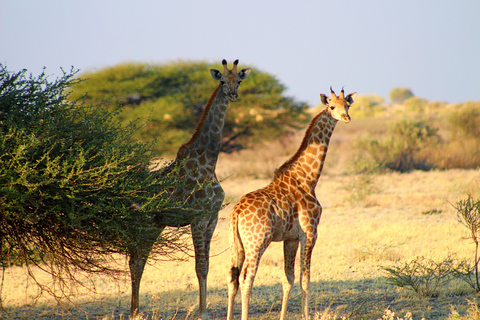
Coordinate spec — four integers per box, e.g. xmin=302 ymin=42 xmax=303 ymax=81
xmin=389 ymin=87 xmax=414 ymax=104
xmin=68 ymin=61 xmax=309 ymax=155
xmin=382 ymin=256 xmax=454 ymax=297
xmin=0 ymin=65 xmax=197 ymax=296
xmin=359 ymin=118 xmax=440 ymax=172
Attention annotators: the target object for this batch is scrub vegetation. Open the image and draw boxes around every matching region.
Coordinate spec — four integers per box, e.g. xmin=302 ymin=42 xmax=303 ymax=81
xmin=1 ymin=62 xmax=480 ymax=319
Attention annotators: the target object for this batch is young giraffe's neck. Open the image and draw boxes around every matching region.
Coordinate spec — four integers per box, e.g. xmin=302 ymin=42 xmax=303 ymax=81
xmin=176 ymin=83 xmax=229 ymax=169
xmin=274 ymin=108 xmax=337 ymax=192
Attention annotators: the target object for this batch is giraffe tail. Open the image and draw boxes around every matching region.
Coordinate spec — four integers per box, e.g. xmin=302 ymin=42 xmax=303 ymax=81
xmin=228 ymin=211 xmax=245 ymax=287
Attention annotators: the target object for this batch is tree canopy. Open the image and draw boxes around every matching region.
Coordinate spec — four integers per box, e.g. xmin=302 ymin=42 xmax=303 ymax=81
xmin=0 ymin=65 xmax=197 ymax=299
xmin=68 ymin=61 xmax=310 ymax=155
xmin=389 ymin=87 xmax=414 ymax=104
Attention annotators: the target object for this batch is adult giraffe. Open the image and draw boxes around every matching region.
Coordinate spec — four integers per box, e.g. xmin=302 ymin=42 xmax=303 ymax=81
xmin=128 ymin=59 xmax=251 ymax=319
xmin=226 ymin=88 xmax=356 ymax=320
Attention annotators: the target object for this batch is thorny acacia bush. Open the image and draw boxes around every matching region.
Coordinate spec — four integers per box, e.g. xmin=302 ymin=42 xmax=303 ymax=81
xmin=0 ymin=65 xmax=202 ymax=302
xmin=382 ymin=256 xmax=454 ymax=297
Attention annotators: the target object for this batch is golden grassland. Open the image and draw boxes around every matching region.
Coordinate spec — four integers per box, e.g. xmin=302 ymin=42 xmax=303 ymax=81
xmin=2 ymin=120 xmax=480 ymax=319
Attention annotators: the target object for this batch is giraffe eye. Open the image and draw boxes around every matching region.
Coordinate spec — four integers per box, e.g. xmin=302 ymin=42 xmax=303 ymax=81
xmin=220 ymin=81 xmax=225 ymax=85
xmin=330 ymin=106 xmax=335 ymax=110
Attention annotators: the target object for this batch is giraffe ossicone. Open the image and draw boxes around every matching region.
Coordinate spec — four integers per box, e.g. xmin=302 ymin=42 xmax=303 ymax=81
xmin=127 ymin=59 xmax=251 ymax=319
xmin=226 ymin=88 xmax=356 ymax=320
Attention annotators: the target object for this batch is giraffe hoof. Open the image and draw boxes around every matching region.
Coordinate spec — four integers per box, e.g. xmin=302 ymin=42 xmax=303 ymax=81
xmin=199 ymin=312 xmax=209 ymax=320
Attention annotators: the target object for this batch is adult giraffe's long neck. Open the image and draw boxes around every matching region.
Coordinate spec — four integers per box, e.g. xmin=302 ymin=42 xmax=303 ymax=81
xmin=176 ymin=83 xmax=230 ymax=169
xmin=274 ymin=108 xmax=337 ymax=192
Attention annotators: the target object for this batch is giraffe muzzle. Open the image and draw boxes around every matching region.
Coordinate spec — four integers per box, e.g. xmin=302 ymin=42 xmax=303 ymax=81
xmin=228 ymin=93 xmax=239 ymax=102
xmin=341 ymin=114 xmax=351 ymax=123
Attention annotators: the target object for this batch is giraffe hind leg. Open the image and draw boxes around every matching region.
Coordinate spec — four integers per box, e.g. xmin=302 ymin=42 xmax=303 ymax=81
xmin=227 ymin=232 xmax=245 ymax=320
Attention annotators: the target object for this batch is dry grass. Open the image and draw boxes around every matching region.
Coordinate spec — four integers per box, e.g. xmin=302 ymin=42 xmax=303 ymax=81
xmin=2 ymin=115 xmax=480 ymax=319
xmin=3 ymin=167 xmax=480 ymax=319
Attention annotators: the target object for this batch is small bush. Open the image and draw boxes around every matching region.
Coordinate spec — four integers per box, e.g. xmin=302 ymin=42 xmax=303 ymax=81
xmin=382 ymin=256 xmax=454 ymax=297
xmin=452 ymin=195 xmax=480 ymax=292
xmin=359 ymin=118 xmax=440 ymax=172
xmin=447 ymin=102 xmax=480 ymax=140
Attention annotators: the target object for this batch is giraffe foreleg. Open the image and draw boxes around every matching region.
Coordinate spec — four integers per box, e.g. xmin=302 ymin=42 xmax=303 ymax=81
xmin=299 ymin=236 xmax=316 ymax=320
xmin=128 ymin=246 xmax=151 ymax=319
xmin=280 ymin=239 xmax=299 ymax=320
xmin=192 ymin=217 xmax=218 ymax=320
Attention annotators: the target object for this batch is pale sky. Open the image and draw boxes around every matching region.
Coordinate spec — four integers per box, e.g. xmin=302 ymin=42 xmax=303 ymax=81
xmin=2 ymin=0 xmax=479 ymax=106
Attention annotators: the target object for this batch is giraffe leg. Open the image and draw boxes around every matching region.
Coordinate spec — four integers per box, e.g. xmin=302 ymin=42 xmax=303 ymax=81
xmin=227 ymin=266 xmax=239 ymax=320
xmin=239 ymin=259 xmax=257 ymax=320
xmin=299 ymin=237 xmax=316 ymax=320
xmin=239 ymin=241 xmax=269 ymax=320
xmin=227 ymin=224 xmax=245 ymax=320
xmin=192 ymin=217 xmax=218 ymax=320
xmin=280 ymin=239 xmax=299 ymax=320
xmin=128 ymin=249 xmax=150 ymax=319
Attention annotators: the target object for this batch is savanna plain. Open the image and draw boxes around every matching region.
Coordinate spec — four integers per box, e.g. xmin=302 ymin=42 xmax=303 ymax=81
xmin=2 ymin=108 xmax=480 ymax=320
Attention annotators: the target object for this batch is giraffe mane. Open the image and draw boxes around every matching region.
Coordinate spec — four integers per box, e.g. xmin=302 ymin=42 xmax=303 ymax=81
xmin=274 ymin=108 xmax=328 ymax=179
xmin=177 ymin=83 xmax=222 ymax=158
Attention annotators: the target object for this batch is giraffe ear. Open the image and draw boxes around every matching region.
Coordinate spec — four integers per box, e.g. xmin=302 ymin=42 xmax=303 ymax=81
xmin=345 ymin=92 xmax=357 ymax=104
xmin=210 ymin=69 xmax=222 ymax=81
xmin=320 ymin=94 xmax=329 ymax=105
xmin=238 ymin=68 xmax=251 ymax=80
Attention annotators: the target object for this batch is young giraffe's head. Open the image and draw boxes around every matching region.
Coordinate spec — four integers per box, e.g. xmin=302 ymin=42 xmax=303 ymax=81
xmin=210 ymin=59 xmax=251 ymax=102
xmin=320 ymin=87 xmax=357 ymax=124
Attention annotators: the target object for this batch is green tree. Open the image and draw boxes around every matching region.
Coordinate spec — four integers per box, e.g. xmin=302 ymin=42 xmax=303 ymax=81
xmin=0 ymin=65 xmax=196 ymax=303
xmin=68 ymin=61 xmax=310 ymax=155
xmin=389 ymin=87 xmax=414 ymax=104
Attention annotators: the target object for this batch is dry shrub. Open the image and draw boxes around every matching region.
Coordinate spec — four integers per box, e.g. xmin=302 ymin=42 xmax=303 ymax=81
xmin=429 ymin=139 xmax=480 ymax=169
xmin=357 ymin=118 xmax=440 ymax=173
xmin=382 ymin=256 xmax=455 ymax=298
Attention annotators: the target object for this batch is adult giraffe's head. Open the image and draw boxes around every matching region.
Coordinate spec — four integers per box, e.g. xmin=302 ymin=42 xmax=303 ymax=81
xmin=210 ymin=59 xmax=251 ymax=102
xmin=320 ymin=87 xmax=357 ymax=124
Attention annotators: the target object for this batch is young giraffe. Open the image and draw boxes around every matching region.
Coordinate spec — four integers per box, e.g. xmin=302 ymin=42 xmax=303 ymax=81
xmin=226 ymin=88 xmax=356 ymax=320
xmin=128 ymin=59 xmax=251 ymax=319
